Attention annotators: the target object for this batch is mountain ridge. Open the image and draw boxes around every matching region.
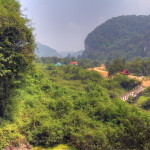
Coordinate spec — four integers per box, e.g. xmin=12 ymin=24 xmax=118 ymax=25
xmin=35 ymin=42 xmax=62 ymax=57
xmin=35 ymin=42 xmax=83 ymax=58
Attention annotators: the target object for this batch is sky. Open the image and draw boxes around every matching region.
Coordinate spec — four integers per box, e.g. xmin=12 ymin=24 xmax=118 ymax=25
xmin=19 ymin=0 xmax=150 ymax=52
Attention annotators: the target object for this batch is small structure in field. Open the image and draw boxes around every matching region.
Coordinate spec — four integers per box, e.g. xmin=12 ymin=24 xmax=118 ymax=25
xmin=55 ymin=62 xmax=62 ymax=66
xmin=121 ymin=69 xmax=130 ymax=75
xmin=70 ymin=62 xmax=78 ymax=65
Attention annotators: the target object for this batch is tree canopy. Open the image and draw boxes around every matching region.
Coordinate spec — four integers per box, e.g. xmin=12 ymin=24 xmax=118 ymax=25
xmin=107 ymin=57 xmax=150 ymax=76
xmin=0 ymin=0 xmax=35 ymax=118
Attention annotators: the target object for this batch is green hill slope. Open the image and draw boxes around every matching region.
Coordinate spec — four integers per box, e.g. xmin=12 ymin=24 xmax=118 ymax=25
xmin=82 ymin=15 xmax=150 ymax=61
xmin=1 ymin=64 xmax=150 ymax=150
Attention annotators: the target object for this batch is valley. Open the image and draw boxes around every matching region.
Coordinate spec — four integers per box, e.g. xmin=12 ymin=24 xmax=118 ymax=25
xmin=0 ymin=1 xmax=150 ymax=149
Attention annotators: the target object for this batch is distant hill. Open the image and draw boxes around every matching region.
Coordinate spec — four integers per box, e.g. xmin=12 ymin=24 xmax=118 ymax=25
xmin=82 ymin=15 xmax=150 ymax=62
xmin=60 ymin=50 xmax=84 ymax=58
xmin=59 ymin=51 xmax=75 ymax=57
xmin=72 ymin=50 xmax=84 ymax=58
xmin=35 ymin=42 xmax=61 ymax=57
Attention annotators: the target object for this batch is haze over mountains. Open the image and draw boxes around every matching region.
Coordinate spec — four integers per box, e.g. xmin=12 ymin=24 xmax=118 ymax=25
xmin=36 ymin=15 xmax=150 ymax=61
xmin=60 ymin=50 xmax=84 ymax=58
xmin=35 ymin=42 xmax=83 ymax=58
xmin=35 ymin=42 xmax=61 ymax=57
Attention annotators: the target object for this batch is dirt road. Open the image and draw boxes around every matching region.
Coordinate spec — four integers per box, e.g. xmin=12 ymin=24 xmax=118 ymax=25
xmin=88 ymin=65 xmax=150 ymax=87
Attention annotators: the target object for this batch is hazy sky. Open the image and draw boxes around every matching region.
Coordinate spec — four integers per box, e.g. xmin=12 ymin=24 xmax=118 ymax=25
xmin=19 ymin=0 xmax=150 ymax=52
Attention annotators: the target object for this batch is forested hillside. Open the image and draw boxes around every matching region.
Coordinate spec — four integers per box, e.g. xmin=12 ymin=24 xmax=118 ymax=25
xmin=82 ymin=15 xmax=150 ymax=61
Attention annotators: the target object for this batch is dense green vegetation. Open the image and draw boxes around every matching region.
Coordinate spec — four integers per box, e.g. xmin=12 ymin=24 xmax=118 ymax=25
xmin=36 ymin=57 xmax=100 ymax=68
xmin=82 ymin=15 xmax=150 ymax=61
xmin=107 ymin=57 xmax=150 ymax=76
xmin=0 ymin=64 xmax=149 ymax=150
xmin=126 ymin=57 xmax=150 ymax=76
xmin=0 ymin=1 xmax=149 ymax=150
xmin=136 ymin=87 xmax=150 ymax=110
xmin=0 ymin=0 xmax=35 ymax=118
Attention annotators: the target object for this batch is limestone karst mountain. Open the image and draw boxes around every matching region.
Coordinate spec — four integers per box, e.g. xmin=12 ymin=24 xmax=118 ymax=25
xmin=82 ymin=15 xmax=150 ymax=61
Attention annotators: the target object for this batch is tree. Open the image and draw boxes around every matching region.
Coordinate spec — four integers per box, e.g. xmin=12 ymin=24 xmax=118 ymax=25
xmin=0 ymin=0 xmax=35 ymax=118
xmin=119 ymin=116 xmax=150 ymax=149
xmin=108 ymin=58 xmax=126 ymax=76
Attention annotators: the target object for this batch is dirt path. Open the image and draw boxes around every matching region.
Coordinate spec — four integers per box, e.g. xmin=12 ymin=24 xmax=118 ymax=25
xmin=128 ymin=75 xmax=150 ymax=87
xmin=88 ymin=65 xmax=150 ymax=87
xmin=4 ymin=140 xmax=32 ymax=150
xmin=88 ymin=64 xmax=108 ymax=78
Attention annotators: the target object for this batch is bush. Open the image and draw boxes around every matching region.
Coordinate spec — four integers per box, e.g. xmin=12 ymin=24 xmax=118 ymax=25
xmin=112 ymin=75 xmax=141 ymax=90
xmin=141 ymin=98 xmax=150 ymax=110
xmin=0 ymin=124 xmax=23 ymax=149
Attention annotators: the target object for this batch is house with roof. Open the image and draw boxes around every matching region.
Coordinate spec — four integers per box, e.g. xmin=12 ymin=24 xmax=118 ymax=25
xmin=121 ymin=69 xmax=130 ymax=75
xmin=70 ymin=62 xmax=78 ymax=65
xmin=55 ymin=62 xmax=62 ymax=66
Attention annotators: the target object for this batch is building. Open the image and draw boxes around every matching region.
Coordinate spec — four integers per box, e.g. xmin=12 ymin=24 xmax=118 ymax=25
xmin=70 ymin=62 xmax=78 ymax=65
xmin=121 ymin=69 xmax=130 ymax=75
xmin=55 ymin=62 xmax=62 ymax=66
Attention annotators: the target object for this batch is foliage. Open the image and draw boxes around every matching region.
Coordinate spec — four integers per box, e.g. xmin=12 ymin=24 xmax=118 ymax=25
xmin=126 ymin=57 xmax=150 ymax=76
xmin=140 ymin=98 xmax=150 ymax=110
xmin=0 ymin=0 xmax=35 ymax=118
xmin=111 ymin=74 xmax=141 ymax=90
xmin=107 ymin=57 xmax=150 ymax=76
xmin=0 ymin=64 xmax=148 ymax=149
xmin=0 ymin=123 xmax=23 ymax=149
xmin=36 ymin=57 xmax=101 ymax=69
xmin=142 ymin=87 xmax=150 ymax=97
xmin=0 ymin=1 xmax=149 ymax=150
xmin=82 ymin=15 xmax=150 ymax=61
xmin=119 ymin=115 xmax=150 ymax=150
xmin=137 ymin=87 xmax=150 ymax=110
xmin=107 ymin=58 xmax=126 ymax=76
